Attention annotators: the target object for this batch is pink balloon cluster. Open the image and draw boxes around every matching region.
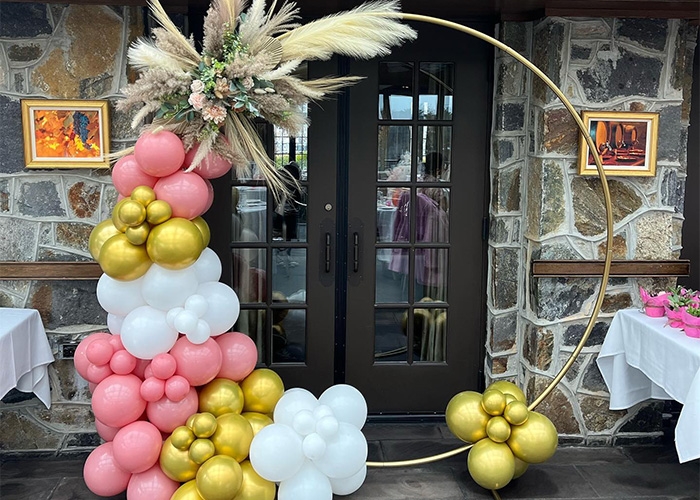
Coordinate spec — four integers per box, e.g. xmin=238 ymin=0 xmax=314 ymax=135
xmin=112 ymin=131 xmax=232 ymax=218
xmin=78 ymin=331 xmax=258 ymax=498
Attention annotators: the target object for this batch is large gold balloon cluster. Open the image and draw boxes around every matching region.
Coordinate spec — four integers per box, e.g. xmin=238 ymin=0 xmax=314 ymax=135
xmin=88 ymin=185 xmax=211 ymax=281
xmin=160 ymin=369 xmax=283 ymax=500
xmin=445 ymin=381 xmax=557 ymax=491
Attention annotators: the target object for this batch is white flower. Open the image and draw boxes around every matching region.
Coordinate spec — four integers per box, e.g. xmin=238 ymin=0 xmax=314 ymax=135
xmin=188 ymin=92 xmax=208 ymax=111
xmin=242 ymin=77 xmax=254 ymax=90
xmin=202 ymin=104 xmax=227 ymax=124
xmin=190 ymin=79 xmax=205 ymax=93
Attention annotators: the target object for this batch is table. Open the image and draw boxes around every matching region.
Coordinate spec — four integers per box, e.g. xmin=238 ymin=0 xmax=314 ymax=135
xmin=0 ymin=308 xmax=54 ymax=408
xmin=597 ymin=308 xmax=700 ymax=462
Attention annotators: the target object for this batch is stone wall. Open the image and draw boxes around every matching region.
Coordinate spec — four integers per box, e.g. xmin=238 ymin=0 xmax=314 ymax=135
xmin=487 ymin=18 xmax=698 ymax=445
xmin=0 ymin=3 xmax=142 ymax=455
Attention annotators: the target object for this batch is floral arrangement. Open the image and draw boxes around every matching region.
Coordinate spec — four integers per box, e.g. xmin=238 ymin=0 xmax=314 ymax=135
xmin=117 ymin=0 xmax=416 ymax=197
xmin=665 ymin=285 xmax=698 ymax=310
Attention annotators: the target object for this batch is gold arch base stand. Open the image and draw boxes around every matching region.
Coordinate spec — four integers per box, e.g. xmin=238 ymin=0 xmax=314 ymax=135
xmin=364 ymin=14 xmax=615 ymax=500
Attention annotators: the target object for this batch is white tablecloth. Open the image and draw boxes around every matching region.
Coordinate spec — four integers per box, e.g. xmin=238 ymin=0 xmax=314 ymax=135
xmin=597 ymin=308 xmax=700 ymax=462
xmin=0 ymin=308 xmax=54 ymax=408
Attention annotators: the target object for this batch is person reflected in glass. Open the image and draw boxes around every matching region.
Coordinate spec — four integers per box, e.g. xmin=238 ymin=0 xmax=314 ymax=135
xmin=273 ymin=161 xmax=303 ymax=269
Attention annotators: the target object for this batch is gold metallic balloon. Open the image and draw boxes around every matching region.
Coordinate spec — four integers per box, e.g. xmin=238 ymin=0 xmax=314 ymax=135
xmin=467 ymin=439 xmax=515 ymax=490
xmin=192 ymin=216 xmax=211 ymax=248
xmin=98 ymin=233 xmax=152 ymax=281
xmin=171 ymin=480 xmax=204 ymax=500
xmin=130 ymin=185 xmax=157 ymax=207
xmin=504 ymin=401 xmax=529 ymax=426
xmin=189 ymin=438 xmax=216 ymax=465
xmin=211 ymin=413 xmax=254 ymax=462
xmin=481 ymin=389 xmax=507 ymax=416
xmin=507 ymin=411 xmax=558 ymax=464
xmin=118 ymin=199 xmax=147 ymax=226
xmin=486 ymin=416 xmax=512 ymax=443
xmin=196 ymin=455 xmax=243 ymax=500
xmin=513 ymin=457 xmax=529 ymax=479
xmin=240 ymin=369 xmax=285 ymax=414
xmin=160 ymin=437 xmax=200 ymax=482
xmin=146 ymin=199 xmax=173 ymax=225
xmin=147 ymin=218 xmax=203 ymax=270
xmin=191 ymin=412 xmax=218 ymax=438
xmin=505 ymin=394 xmax=516 ymax=405
xmin=487 ymin=380 xmax=527 ymax=404
xmin=241 ymin=412 xmax=273 ymax=436
xmin=199 ymin=378 xmax=245 ymax=417
xmin=111 ymin=198 xmax=129 ymax=232
xmin=233 ymin=461 xmax=275 ymax=500
xmin=171 ymin=425 xmax=197 ymax=451
xmin=125 ymin=221 xmax=151 ymax=245
xmin=445 ymin=391 xmax=491 ymax=443
xmin=88 ymin=219 xmax=121 ymax=260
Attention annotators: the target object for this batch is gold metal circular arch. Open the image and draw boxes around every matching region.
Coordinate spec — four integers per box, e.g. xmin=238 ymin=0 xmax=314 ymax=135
xmin=365 ymin=12 xmax=615 ymax=481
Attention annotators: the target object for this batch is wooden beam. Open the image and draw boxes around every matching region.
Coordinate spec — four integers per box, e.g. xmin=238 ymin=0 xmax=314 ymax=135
xmin=0 ymin=262 xmax=102 ymax=280
xmin=531 ymin=260 xmax=691 ymax=278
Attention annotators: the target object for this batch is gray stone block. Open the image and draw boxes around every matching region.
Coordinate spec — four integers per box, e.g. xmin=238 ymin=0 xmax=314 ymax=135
xmin=495 ymin=102 xmax=525 ymax=132
xmin=615 ymin=19 xmax=668 ymax=52
xmin=661 ymin=168 xmax=685 ymax=213
xmin=7 ymin=43 xmax=43 ymax=62
xmin=563 ymin=321 xmax=609 ymax=347
xmin=0 ymin=95 xmax=25 ymax=174
xmin=17 ymin=180 xmax=66 ymax=217
xmin=0 ymin=4 xmax=53 ymax=37
xmin=531 ymin=277 xmax=596 ymax=321
xmin=490 ymin=311 xmax=517 ymax=352
xmin=491 ymin=247 xmax=519 ymax=310
xmin=0 ymin=217 xmax=39 ymax=261
xmin=657 ymin=105 xmax=683 ymax=162
xmin=29 ymin=281 xmax=105 ymax=330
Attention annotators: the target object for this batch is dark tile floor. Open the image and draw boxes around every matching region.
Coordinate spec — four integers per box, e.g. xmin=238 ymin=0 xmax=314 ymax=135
xmin=1 ymin=422 xmax=698 ymax=500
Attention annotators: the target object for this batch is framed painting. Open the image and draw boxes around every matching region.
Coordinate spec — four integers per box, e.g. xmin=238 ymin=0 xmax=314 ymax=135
xmin=21 ymin=99 xmax=110 ymax=169
xmin=577 ymin=110 xmax=659 ymax=176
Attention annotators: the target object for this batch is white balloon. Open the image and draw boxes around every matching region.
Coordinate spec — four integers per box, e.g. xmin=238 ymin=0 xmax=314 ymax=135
xmin=192 ymin=247 xmax=222 ymax=283
xmin=274 ymin=389 xmax=319 ymax=427
xmin=293 ymin=409 xmax=316 ymax=436
xmin=186 ymin=320 xmax=211 ymax=344
xmin=278 ymin=461 xmax=333 ymax=500
xmin=250 ymin=424 xmax=304 ymax=482
xmin=174 ymin=310 xmax=198 ymax=335
xmin=319 ymin=384 xmax=368 ymax=429
xmin=96 ymin=274 xmax=145 ymax=317
xmin=329 ymin=465 xmax=367 ymax=496
xmin=316 ymin=415 xmax=339 ymax=440
xmin=313 ymin=423 xmax=367 ymax=479
xmin=184 ymin=294 xmax=208 ymax=317
xmin=107 ymin=313 xmax=125 ymax=335
xmin=197 ymin=281 xmax=240 ymax=335
xmin=166 ymin=307 xmax=184 ymax=329
xmin=141 ymin=264 xmax=198 ymax=311
xmin=121 ymin=306 xmax=178 ymax=360
xmin=313 ymin=405 xmax=334 ymax=420
xmin=302 ymin=433 xmax=327 ymax=461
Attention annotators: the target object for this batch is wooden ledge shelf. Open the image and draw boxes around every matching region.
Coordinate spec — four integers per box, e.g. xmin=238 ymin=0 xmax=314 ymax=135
xmin=0 ymin=262 xmax=102 ymax=280
xmin=532 ymin=260 xmax=691 ymax=278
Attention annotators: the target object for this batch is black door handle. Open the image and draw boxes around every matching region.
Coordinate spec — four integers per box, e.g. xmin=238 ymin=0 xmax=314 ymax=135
xmin=353 ymin=232 xmax=359 ymax=272
xmin=325 ymin=232 xmax=331 ymax=273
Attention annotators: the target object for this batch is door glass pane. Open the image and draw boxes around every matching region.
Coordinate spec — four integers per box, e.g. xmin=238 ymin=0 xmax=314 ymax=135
xmin=415 ymin=248 xmax=448 ymax=302
xmin=273 ymin=188 xmax=307 ymax=243
xmin=419 ymin=62 xmax=454 ymax=120
xmin=234 ymin=310 xmax=266 ymax=363
xmin=378 ymin=126 xmax=412 ymax=182
xmin=376 ymin=250 xmax=408 ymax=303
xmin=232 ymin=249 xmax=267 ymax=303
xmin=418 ymin=126 xmax=452 ymax=182
xmin=414 ymin=307 xmax=447 ymax=362
xmin=416 ymin=187 xmax=450 ymax=241
xmin=272 ymin=248 xmax=306 ymax=301
xmin=234 ymin=186 xmax=267 ymax=242
xmin=379 ymin=62 xmax=413 ymax=120
xmin=273 ymin=307 xmax=306 ymax=363
xmin=375 ymin=308 xmax=408 ymax=362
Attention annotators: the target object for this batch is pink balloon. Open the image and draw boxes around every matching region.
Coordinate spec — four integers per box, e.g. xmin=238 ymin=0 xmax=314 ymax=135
xmin=153 ymin=171 xmax=209 ymax=219
xmin=216 ymin=332 xmax=258 ymax=381
xmin=151 ymin=353 xmax=177 ymax=379
xmin=88 ymin=382 xmax=98 ymax=394
xmin=183 ymin=145 xmax=232 ymax=179
xmin=95 ymin=417 xmax=121 ymax=442
xmin=86 ymin=363 xmax=114 ymax=384
xmin=127 ymin=464 xmax=179 ymax=500
xmin=110 ymin=350 xmax=138 ymax=375
xmin=118 ymin=193 xmax=126 ymax=202
xmin=74 ymin=333 xmax=112 ymax=381
xmin=112 ymin=155 xmax=158 ymax=196
xmin=109 ymin=335 xmax=125 ymax=352
xmin=83 ymin=442 xmax=131 ymax=496
xmin=133 ymin=359 xmax=151 ymax=380
xmin=86 ymin=339 xmax=114 ymax=366
xmin=140 ymin=377 xmax=166 ymax=402
xmin=143 ymin=364 xmax=154 ymax=379
xmin=134 ymin=131 xmax=185 ymax=177
xmin=146 ymin=387 xmax=199 ymax=433
xmin=112 ymin=421 xmax=163 ymax=473
xmin=203 ymin=177 xmax=214 ymax=214
xmin=164 ymin=375 xmax=190 ymax=402
xmin=170 ymin=337 xmax=223 ymax=386
xmin=92 ymin=374 xmax=147 ymax=428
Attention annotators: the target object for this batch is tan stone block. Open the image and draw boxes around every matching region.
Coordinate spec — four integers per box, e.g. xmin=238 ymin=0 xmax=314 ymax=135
xmin=597 ymin=234 xmax=627 ymax=259
xmin=579 ymin=396 xmax=626 ymax=432
xmin=634 ymin=212 xmax=673 ymax=260
xmin=0 ymin=410 xmax=62 ymax=451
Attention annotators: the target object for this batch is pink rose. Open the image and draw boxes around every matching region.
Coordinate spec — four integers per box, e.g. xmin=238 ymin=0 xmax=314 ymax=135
xmin=188 ymin=92 xmax=208 ymax=111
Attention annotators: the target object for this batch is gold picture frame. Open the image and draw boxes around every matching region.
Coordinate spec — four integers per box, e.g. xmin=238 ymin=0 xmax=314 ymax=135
xmin=21 ymin=99 xmax=110 ymax=169
xmin=577 ymin=110 xmax=659 ymax=176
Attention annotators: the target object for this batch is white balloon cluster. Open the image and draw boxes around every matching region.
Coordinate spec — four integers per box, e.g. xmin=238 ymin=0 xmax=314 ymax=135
xmin=249 ymin=385 xmax=369 ymax=500
xmin=97 ymin=248 xmax=240 ymax=359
